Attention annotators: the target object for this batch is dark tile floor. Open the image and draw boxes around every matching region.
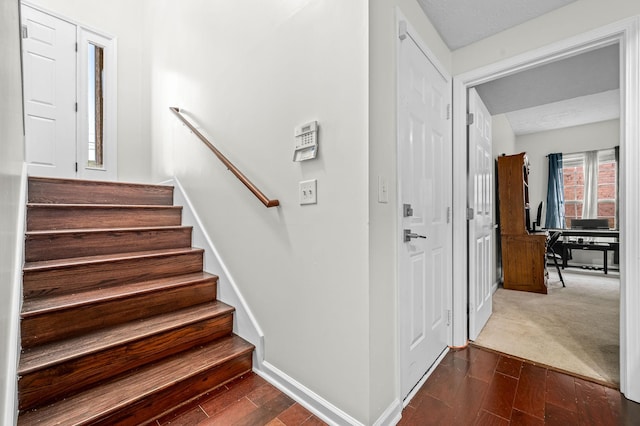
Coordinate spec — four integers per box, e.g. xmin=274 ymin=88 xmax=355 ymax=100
xmin=399 ymin=345 xmax=640 ymax=425
xmin=157 ymin=345 xmax=640 ymax=425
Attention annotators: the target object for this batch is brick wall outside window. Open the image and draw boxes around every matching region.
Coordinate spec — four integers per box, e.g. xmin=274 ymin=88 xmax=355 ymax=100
xmin=561 ymin=150 xmax=617 ymax=229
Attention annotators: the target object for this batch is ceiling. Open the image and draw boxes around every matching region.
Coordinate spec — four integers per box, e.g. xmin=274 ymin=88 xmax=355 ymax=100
xmin=417 ymin=0 xmax=620 ymax=135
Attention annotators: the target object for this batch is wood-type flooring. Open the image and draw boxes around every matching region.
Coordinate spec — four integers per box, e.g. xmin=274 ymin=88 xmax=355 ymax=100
xmin=159 ymin=345 xmax=640 ymax=425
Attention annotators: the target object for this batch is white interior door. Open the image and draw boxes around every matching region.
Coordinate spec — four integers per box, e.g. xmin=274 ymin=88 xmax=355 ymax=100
xmin=22 ymin=4 xmax=77 ymax=178
xmin=468 ymin=88 xmax=493 ymax=340
xmin=399 ymin=31 xmax=452 ymax=400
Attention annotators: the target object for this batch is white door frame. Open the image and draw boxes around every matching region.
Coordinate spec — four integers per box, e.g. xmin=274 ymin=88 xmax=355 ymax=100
xmin=451 ymin=17 xmax=640 ymax=402
xmin=396 ymin=10 xmax=453 ymax=404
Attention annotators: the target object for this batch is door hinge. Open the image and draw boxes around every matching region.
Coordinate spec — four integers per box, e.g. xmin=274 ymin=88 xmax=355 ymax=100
xmin=75 ymin=42 xmax=78 ymax=52
xmin=446 ymin=206 xmax=451 ymax=224
xmin=466 ymin=113 xmax=474 ymax=126
xmin=447 ymin=310 xmax=452 ymax=326
xmin=21 ymin=25 xmax=28 ymax=39
xmin=75 ymin=162 xmax=78 ymax=172
xmin=398 ymin=20 xmax=407 ymax=41
xmin=75 ymin=102 xmax=78 ymax=112
xmin=466 ymin=207 xmax=474 ymax=220
xmin=446 ymin=104 xmax=451 ymax=120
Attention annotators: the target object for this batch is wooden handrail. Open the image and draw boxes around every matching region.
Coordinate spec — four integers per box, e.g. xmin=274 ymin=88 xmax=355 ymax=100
xmin=170 ymin=107 xmax=279 ymax=208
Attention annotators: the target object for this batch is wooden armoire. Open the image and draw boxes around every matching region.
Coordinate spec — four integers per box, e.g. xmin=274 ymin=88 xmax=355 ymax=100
xmin=497 ymin=153 xmax=548 ymax=294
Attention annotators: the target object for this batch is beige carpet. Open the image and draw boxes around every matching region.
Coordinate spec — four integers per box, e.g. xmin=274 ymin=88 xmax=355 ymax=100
xmin=473 ymin=270 xmax=619 ymax=385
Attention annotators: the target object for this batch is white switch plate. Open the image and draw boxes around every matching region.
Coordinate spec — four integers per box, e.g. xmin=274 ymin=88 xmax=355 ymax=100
xmin=299 ymin=179 xmax=317 ymax=205
xmin=378 ymin=176 xmax=389 ymax=203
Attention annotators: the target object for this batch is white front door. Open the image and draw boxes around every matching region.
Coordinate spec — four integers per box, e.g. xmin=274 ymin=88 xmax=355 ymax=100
xmin=468 ymin=88 xmax=493 ymax=340
xmin=399 ymin=31 xmax=452 ymax=399
xmin=22 ymin=4 xmax=77 ymax=178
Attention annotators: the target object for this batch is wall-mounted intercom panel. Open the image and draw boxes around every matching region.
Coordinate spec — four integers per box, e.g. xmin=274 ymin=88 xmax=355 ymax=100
xmin=293 ymin=121 xmax=318 ymax=162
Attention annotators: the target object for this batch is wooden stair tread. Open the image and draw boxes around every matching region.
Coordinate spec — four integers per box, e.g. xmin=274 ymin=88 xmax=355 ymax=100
xmin=25 ymin=225 xmax=192 ymax=236
xmin=22 ymin=271 xmax=217 ymax=316
xmin=18 ymin=335 xmax=254 ymax=426
xmin=23 ymin=247 xmax=204 ymax=271
xmin=19 ymin=301 xmax=234 ymax=374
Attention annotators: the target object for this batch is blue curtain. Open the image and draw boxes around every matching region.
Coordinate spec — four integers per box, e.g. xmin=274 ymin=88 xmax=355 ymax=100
xmin=545 ymin=153 xmax=565 ymax=229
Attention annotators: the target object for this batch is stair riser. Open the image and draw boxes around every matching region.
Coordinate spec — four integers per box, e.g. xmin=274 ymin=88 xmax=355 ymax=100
xmin=25 ymin=227 xmax=193 ymax=262
xmin=28 ymin=177 xmax=174 ymax=206
xmin=23 ymin=251 xmax=204 ymax=300
xmin=19 ymin=313 xmax=234 ymax=411
xmin=90 ymin=353 xmax=253 ymax=426
xmin=27 ymin=205 xmax=183 ymax=231
xmin=21 ymin=280 xmax=217 ymax=348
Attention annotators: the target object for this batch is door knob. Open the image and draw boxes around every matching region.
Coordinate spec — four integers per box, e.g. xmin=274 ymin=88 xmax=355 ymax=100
xmin=404 ymin=229 xmax=427 ymax=242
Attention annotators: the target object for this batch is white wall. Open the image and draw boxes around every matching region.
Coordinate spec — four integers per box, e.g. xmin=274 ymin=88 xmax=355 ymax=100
xmin=144 ymin=1 xmax=373 ymax=423
xmin=453 ymin=0 xmax=640 ymax=74
xmin=516 ymin=119 xmax=620 ymax=227
xmin=369 ymin=0 xmax=452 ymax=421
xmin=0 ymin=0 xmax=25 ymax=423
xmin=24 ymin=0 xmax=151 ymax=183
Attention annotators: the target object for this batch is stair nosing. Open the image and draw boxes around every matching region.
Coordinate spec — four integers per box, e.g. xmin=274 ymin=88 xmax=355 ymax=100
xmin=27 ymin=203 xmax=182 ymax=209
xmin=18 ymin=301 xmax=235 ymax=375
xmin=18 ymin=336 xmax=254 ymax=425
xmin=21 ymin=272 xmax=218 ymax=317
xmin=25 ymin=225 xmax=193 ymax=236
xmin=23 ymin=247 xmax=204 ymax=272
xmin=28 ymin=176 xmax=175 ymax=190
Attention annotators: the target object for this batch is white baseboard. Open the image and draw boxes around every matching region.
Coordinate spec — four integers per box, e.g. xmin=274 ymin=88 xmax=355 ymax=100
xmin=256 ymin=361 xmax=364 ymax=426
xmin=166 ymin=177 xmax=265 ymax=364
xmin=3 ymin=163 xmax=27 ymax=426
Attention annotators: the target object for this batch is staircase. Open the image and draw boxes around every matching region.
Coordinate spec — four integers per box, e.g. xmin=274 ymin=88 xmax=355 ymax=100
xmin=18 ymin=177 xmax=254 ymax=425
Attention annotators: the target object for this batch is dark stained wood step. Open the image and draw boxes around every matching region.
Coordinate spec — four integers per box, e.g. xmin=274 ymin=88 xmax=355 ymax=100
xmin=25 ymin=225 xmax=193 ymax=262
xmin=26 ymin=203 xmax=183 ymax=231
xmin=22 ymin=271 xmax=217 ymax=316
xmin=19 ymin=302 xmax=235 ymax=410
xmin=18 ymin=335 xmax=254 ymax=426
xmin=21 ymin=272 xmax=217 ymax=348
xmin=28 ymin=177 xmax=174 ymax=206
xmin=23 ymin=248 xmax=204 ymax=300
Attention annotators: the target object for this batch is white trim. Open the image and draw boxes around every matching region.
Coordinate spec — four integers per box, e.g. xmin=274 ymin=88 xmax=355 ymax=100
xmin=395 ymin=7 xmax=454 ymax=404
xmin=258 ymin=361 xmax=376 ymax=426
xmin=165 ymin=177 xmax=265 ymax=365
xmin=452 ymin=17 xmax=640 ymax=403
xmin=77 ymin=27 xmax=118 ymax=181
xmin=20 ymin=1 xmax=116 ymax=38
xmin=3 ymin=163 xmax=27 ymax=426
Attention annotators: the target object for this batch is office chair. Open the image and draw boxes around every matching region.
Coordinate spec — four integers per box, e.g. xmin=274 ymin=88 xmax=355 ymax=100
xmin=547 ymin=231 xmax=566 ymax=287
xmin=532 ymin=201 xmax=543 ymax=231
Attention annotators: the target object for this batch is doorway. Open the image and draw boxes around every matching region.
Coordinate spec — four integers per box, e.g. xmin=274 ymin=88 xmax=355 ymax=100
xmin=452 ymin=18 xmax=640 ymax=402
xmin=21 ymin=3 xmax=117 ymax=180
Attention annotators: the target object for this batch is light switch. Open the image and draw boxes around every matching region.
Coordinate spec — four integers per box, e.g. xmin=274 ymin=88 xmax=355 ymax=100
xmin=299 ymin=179 xmax=317 ymax=205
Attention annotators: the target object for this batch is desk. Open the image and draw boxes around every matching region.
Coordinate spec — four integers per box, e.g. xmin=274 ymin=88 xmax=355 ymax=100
xmin=548 ymin=229 xmax=620 ymax=274
xmin=561 ymin=241 xmax=619 ymax=274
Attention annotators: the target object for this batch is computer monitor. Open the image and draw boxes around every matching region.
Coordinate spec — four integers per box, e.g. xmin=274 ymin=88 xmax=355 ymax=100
xmin=570 ymin=218 xmax=610 ymax=229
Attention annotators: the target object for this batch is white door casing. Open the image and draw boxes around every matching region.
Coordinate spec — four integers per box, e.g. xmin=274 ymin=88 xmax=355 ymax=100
xmin=22 ymin=4 xmax=77 ymax=178
xmin=398 ymin=22 xmax=452 ymax=400
xmin=467 ymin=88 xmax=493 ymax=340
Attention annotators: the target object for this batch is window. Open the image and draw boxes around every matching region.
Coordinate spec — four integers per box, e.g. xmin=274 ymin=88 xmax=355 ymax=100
xmin=562 ymin=149 xmax=617 ymax=228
